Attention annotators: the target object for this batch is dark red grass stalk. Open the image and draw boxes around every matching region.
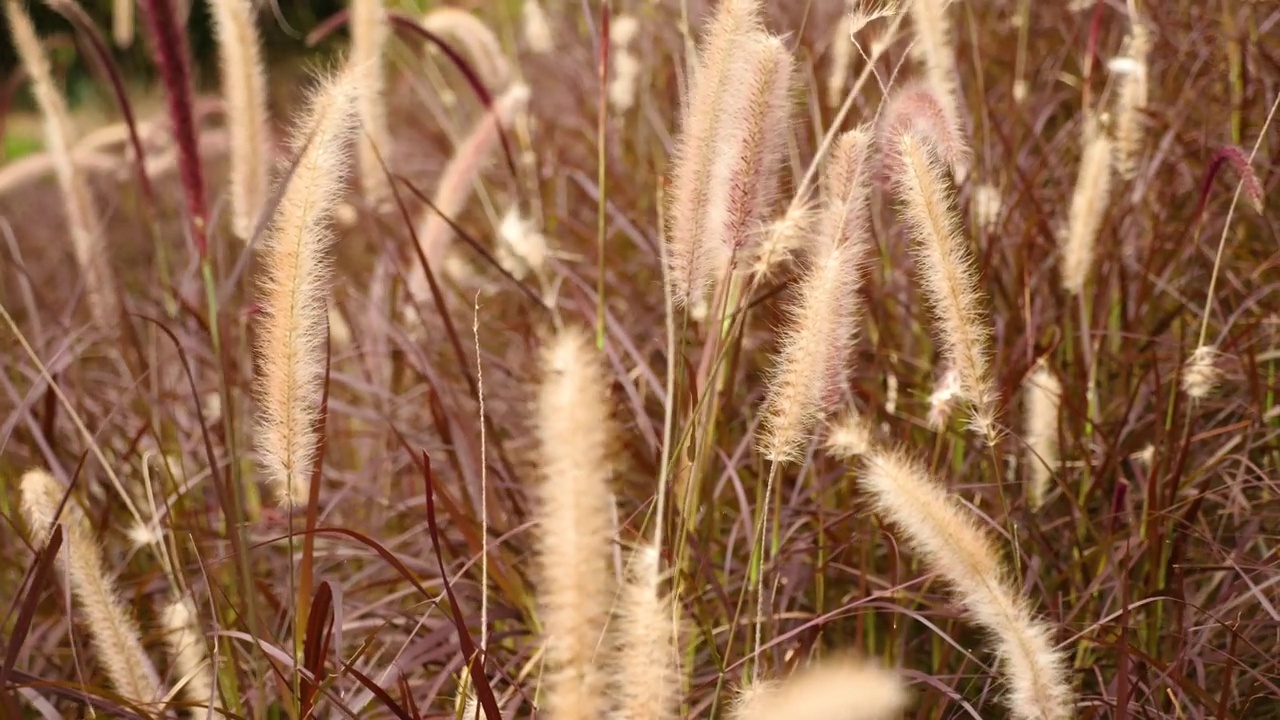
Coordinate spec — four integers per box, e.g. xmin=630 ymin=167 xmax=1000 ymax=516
xmin=138 ymin=0 xmax=208 ymax=258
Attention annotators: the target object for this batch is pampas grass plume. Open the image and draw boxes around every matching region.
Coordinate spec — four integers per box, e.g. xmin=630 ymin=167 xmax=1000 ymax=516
xmin=614 ymin=544 xmax=678 ymax=720
xmin=209 ymin=0 xmax=271 ymax=240
xmin=5 ymin=0 xmax=119 ymax=326
xmin=1023 ymin=361 xmax=1062 ymax=510
xmin=256 ymin=67 xmax=365 ymax=507
xmin=1061 ymin=119 xmax=1112 ymax=295
xmin=20 ymin=468 xmax=164 ymax=706
xmin=760 ymin=129 xmax=874 ymax=463
xmin=892 ymin=130 xmax=997 ymax=439
xmin=860 ymin=448 xmax=1073 ymax=720
xmin=534 ymin=327 xmax=617 ymax=720
xmin=730 ymin=656 xmax=908 ymax=720
xmin=162 ymin=596 xmax=219 ymax=714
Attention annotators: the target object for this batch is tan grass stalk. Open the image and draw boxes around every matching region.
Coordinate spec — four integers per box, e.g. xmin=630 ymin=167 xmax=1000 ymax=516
xmin=208 ymin=0 xmax=271 ymax=240
xmin=521 ymin=0 xmax=553 ymax=54
xmin=1181 ymin=345 xmax=1221 ymax=399
xmin=1060 ymin=119 xmax=1112 ymax=295
xmin=860 ymin=448 xmax=1073 ymax=720
xmin=705 ymin=34 xmax=793 ymax=276
xmin=665 ymin=0 xmax=763 ymax=306
xmin=409 ymin=83 xmax=530 ymax=299
xmin=892 ymin=130 xmax=997 ymax=439
xmin=1111 ymin=22 xmax=1151 ymax=181
xmin=730 ymin=656 xmax=907 ymax=720
xmin=1022 ymin=361 xmax=1062 ymax=510
xmin=162 ymin=596 xmax=219 ymax=715
xmin=421 ymin=8 xmax=512 ymax=91
xmin=351 ymin=0 xmax=390 ymax=201
xmin=20 ymin=468 xmax=164 ymax=706
xmin=534 ymin=327 xmax=617 ymax=720
xmin=760 ymin=129 xmax=874 ymax=463
xmin=5 ymin=0 xmax=119 ymax=327
xmin=906 ymin=0 xmax=965 ymax=178
xmin=256 ymin=67 xmax=365 ymax=508
xmin=614 ymin=544 xmax=678 ymax=720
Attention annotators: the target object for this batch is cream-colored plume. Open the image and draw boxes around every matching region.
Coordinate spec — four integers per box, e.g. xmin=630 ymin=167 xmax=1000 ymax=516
xmin=608 ymin=15 xmax=642 ymax=113
xmin=906 ymin=0 xmax=966 ymax=178
xmin=1061 ymin=118 xmax=1112 ymax=295
xmin=534 ymin=327 xmax=617 ymax=720
xmin=730 ymin=656 xmax=908 ymax=720
xmin=113 ymin=0 xmax=133 ymax=46
xmin=162 ymin=596 xmax=219 ymax=715
xmin=1110 ymin=22 xmax=1151 ymax=181
xmin=421 ymin=8 xmax=512 ymax=91
xmin=409 ymin=83 xmax=530 ymax=300
xmin=20 ymin=469 xmax=164 ymax=707
xmin=1181 ymin=345 xmax=1221 ymax=399
xmin=760 ymin=129 xmax=874 ymax=463
xmin=705 ymin=33 xmax=794 ymax=276
xmin=351 ymin=0 xmax=391 ymax=201
xmin=826 ymin=410 xmax=875 ymax=459
xmin=861 ymin=448 xmax=1073 ymax=720
xmin=208 ymin=0 xmax=271 ymax=240
xmin=613 ymin=544 xmax=678 ymax=720
xmin=665 ymin=0 xmax=763 ymax=306
xmin=255 ymin=67 xmax=365 ymax=507
xmin=1022 ymin=361 xmax=1062 ymax=510
xmin=892 ymin=130 xmax=997 ymax=440
xmin=5 ymin=0 xmax=119 ymax=327
xmin=495 ymin=206 xmax=548 ymax=280
xmin=522 ymin=0 xmax=553 ymax=54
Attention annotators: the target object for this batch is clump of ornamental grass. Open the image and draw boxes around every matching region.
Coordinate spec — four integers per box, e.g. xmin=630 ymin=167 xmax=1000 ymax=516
xmin=858 ymin=447 xmax=1074 ymax=720
xmin=409 ymin=82 xmax=530 ymax=300
xmin=533 ymin=326 xmax=618 ymax=720
xmin=255 ymin=66 xmax=366 ymax=507
xmin=208 ymin=0 xmax=271 ymax=241
xmin=730 ymin=655 xmax=908 ymax=720
xmin=1022 ymin=360 xmax=1062 ymax=510
xmin=5 ymin=0 xmax=120 ymax=326
xmin=891 ymin=127 xmax=998 ymax=441
xmin=1061 ymin=116 xmax=1112 ymax=295
xmin=665 ymin=0 xmax=763 ymax=306
xmin=613 ymin=544 xmax=679 ymax=720
xmin=20 ymin=468 xmax=164 ymax=708
xmin=351 ymin=0 xmax=390 ymax=202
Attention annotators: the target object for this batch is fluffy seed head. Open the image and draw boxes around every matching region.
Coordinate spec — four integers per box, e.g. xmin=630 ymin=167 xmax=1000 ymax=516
xmin=613 ymin=544 xmax=679 ymax=720
xmin=421 ymin=8 xmax=512 ymax=91
xmin=209 ymin=0 xmax=271 ymax=240
xmin=495 ymin=207 xmax=548 ymax=280
xmin=162 ymin=596 xmax=219 ymax=714
xmin=879 ymin=80 xmax=969 ymax=178
xmin=861 ymin=448 xmax=1074 ymax=720
xmin=972 ymin=182 xmax=1002 ymax=231
xmin=351 ymin=0 xmax=390 ymax=201
xmin=1061 ymin=120 xmax=1113 ymax=295
xmin=826 ymin=410 xmax=875 ymax=459
xmin=730 ymin=656 xmax=908 ymax=720
xmin=1110 ymin=22 xmax=1152 ymax=181
xmin=892 ymin=130 xmax=998 ymax=439
xmin=905 ymin=0 xmax=967 ymax=177
xmin=255 ymin=67 xmax=366 ymax=507
xmin=1181 ymin=345 xmax=1222 ymax=399
xmin=521 ymin=0 xmax=553 ymax=53
xmin=1022 ymin=361 xmax=1062 ymax=510
xmin=20 ymin=469 xmax=164 ymax=706
xmin=534 ymin=327 xmax=618 ymax=720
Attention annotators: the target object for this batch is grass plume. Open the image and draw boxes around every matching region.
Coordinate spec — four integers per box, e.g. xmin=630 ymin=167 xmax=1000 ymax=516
xmin=1022 ymin=361 xmax=1062 ymax=510
xmin=20 ymin=468 xmax=164 ymax=707
xmin=533 ymin=326 xmax=618 ymax=720
xmin=1060 ymin=120 xmax=1112 ymax=295
xmin=351 ymin=0 xmax=390 ymax=201
xmin=730 ymin=656 xmax=908 ymax=720
xmin=860 ymin=448 xmax=1073 ymax=720
xmin=162 ymin=596 xmax=219 ymax=715
xmin=613 ymin=544 xmax=678 ymax=720
xmin=255 ymin=66 xmax=365 ymax=507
